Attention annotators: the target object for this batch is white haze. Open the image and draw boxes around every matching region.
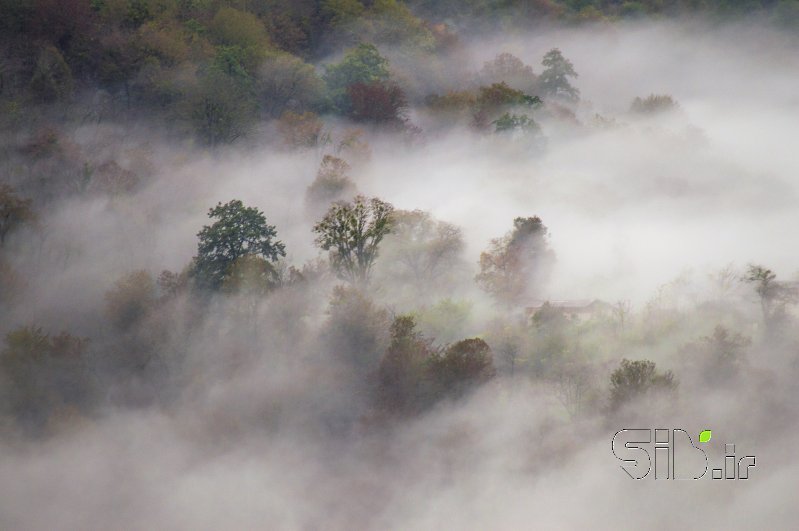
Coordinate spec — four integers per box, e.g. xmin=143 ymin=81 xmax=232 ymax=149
xmin=2 ymin=20 xmax=798 ymax=530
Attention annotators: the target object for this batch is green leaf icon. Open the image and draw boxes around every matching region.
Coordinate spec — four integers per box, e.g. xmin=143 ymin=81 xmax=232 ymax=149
xmin=699 ymin=430 xmax=712 ymax=443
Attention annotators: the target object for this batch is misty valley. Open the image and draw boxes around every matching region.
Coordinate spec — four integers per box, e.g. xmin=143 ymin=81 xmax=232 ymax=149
xmin=1 ymin=1 xmax=798 ymax=529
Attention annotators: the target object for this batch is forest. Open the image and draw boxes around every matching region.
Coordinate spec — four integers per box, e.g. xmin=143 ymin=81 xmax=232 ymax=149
xmin=1 ymin=1 xmax=798 ymax=529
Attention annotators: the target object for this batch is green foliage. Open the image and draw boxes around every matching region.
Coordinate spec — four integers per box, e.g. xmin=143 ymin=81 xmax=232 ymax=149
xmin=193 ymin=199 xmax=286 ymax=290
xmin=492 ymin=112 xmax=541 ymax=134
xmin=539 ymin=48 xmax=579 ymax=103
xmin=324 ymin=43 xmax=390 ymax=113
xmin=209 ymin=6 xmax=270 ymax=51
xmin=610 ymin=358 xmax=676 ymax=411
xmin=187 ymin=68 xmax=257 ymax=145
xmin=427 ymin=338 xmax=495 ymax=400
xmin=257 ymin=51 xmax=325 ymax=117
xmin=1 ymin=326 xmax=91 ymax=425
xmin=630 ymin=94 xmax=678 ymax=114
xmin=681 ymin=325 xmax=750 ymax=385
xmin=313 ymin=195 xmax=394 ymax=284
xmin=377 ymin=209 xmax=465 ymax=295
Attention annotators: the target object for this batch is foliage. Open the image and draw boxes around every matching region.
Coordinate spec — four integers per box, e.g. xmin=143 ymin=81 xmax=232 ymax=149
xmin=29 ymin=46 xmax=74 ymax=102
xmin=347 ymin=80 xmax=408 ymax=125
xmin=187 ymin=68 xmax=257 ymax=145
xmin=478 ymin=52 xmax=538 ymax=93
xmin=306 ymin=155 xmax=358 ymax=214
xmin=193 ymin=200 xmax=286 ymax=290
xmin=377 ymin=209 xmax=465 ymax=295
xmin=630 ymin=94 xmax=678 ymax=114
xmin=476 ymin=216 xmax=555 ymax=307
xmin=609 ymin=358 xmax=676 ymax=411
xmin=313 ymin=195 xmax=394 ymax=284
xmin=257 ymin=51 xmax=325 ymax=117
xmin=105 ymin=270 xmax=157 ymax=331
xmin=427 ymin=338 xmax=495 ymax=400
xmin=538 ymin=48 xmax=579 ymax=103
xmin=324 ymin=43 xmax=391 ymax=112
xmin=277 ymin=111 xmax=328 ymax=149
xmin=0 ymin=326 xmax=91 ymax=425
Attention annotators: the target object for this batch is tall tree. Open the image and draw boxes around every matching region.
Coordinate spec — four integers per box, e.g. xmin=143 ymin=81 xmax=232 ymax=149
xmin=313 ymin=195 xmax=393 ymax=284
xmin=538 ymin=48 xmax=579 ymax=103
xmin=476 ymin=216 xmax=554 ymax=307
xmin=193 ymin=200 xmax=286 ymax=290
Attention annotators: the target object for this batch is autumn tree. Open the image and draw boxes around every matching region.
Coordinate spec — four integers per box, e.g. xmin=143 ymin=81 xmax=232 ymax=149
xmin=476 ymin=216 xmax=555 ymax=308
xmin=277 ymin=110 xmax=328 ymax=149
xmin=610 ymin=359 xmax=676 ymax=412
xmin=538 ymin=48 xmax=579 ymax=103
xmin=313 ymin=195 xmax=393 ymax=284
xmin=347 ymin=80 xmax=408 ymax=125
xmin=193 ymin=200 xmax=286 ymax=291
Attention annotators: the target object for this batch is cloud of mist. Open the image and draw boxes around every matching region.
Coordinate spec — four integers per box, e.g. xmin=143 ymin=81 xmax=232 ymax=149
xmin=1 ymin=20 xmax=799 ymax=530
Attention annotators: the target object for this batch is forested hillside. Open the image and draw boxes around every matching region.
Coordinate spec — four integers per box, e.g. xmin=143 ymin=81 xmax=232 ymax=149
xmin=1 ymin=2 xmax=798 ymax=529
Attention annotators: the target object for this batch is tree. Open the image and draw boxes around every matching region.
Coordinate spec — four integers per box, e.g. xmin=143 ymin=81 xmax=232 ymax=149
xmin=305 ymin=155 xmax=358 ymax=215
xmin=29 ymin=45 xmax=74 ymax=102
xmin=538 ymin=48 xmax=579 ymax=103
xmin=0 ymin=184 xmax=35 ymax=246
xmin=256 ymin=51 xmax=324 ymax=117
xmin=741 ymin=264 xmax=796 ymax=332
xmin=193 ymin=200 xmax=286 ymax=290
xmin=104 ymin=270 xmax=157 ymax=331
xmin=376 ymin=315 xmax=434 ymax=416
xmin=313 ymin=195 xmax=393 ymax=284
xmin=427 ymin=337 xmax=495 ymax=400
xmin=277 ymin=110 xmax=329 ymax=149
xmin=188 ymin=68 xmax=258 ymax=145
xmin=324 ymin=43 xmax=390 ymax=113
xmin=630 ymin=94 xmax=678 ymax=114
xmin=681 ymin=325 xmax=750 ymax=385
xmin=610 ymin=359 xmax=676 ymax=412
xmin=346 ymin=80 xmax=407 ymax=125
xmin=478 ymin=52 xmax=537 ymax=93
xmin=0 ymin=326 xmax=91 ymax=426
xmin=476 ymin=216 xmax=554 ymax=307
xmin=377 ymin=209 xmax=465 ymax=295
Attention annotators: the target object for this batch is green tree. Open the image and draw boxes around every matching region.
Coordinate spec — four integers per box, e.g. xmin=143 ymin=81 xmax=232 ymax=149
xmin=376 ymin=209 xmax=465 ymax=295
xmin=188 ymin=68 xmax=257 ymax=145
xmin=324 ymin=43 xmax=390 ymax=113
xmin=193 ymin=200 xmax=286 ymax=290
xmin=538 ymin=48 xmax=579 ymax=103
xmin=313 ymin=195 xmax=393 ymax=284
xmin=256 ymin=51 xmax=325 ymax=117
xmin=428 ymin=337 xmax=495 ymax=400
xmin=476 ymin=216 xmax=554 ymax=308
xmin=610 ymin=358 xmax=676 ymax=411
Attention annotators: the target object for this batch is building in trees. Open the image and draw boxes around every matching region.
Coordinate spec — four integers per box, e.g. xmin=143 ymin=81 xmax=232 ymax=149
xmin=193 ymin=200 xmax=286 ymax=291
xmin=313 ymin=195 xmax=393 ymax=285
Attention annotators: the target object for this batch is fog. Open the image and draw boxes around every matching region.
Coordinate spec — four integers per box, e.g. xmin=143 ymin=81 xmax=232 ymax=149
xmin=1 ymin=19 xmax=798 ymax=530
